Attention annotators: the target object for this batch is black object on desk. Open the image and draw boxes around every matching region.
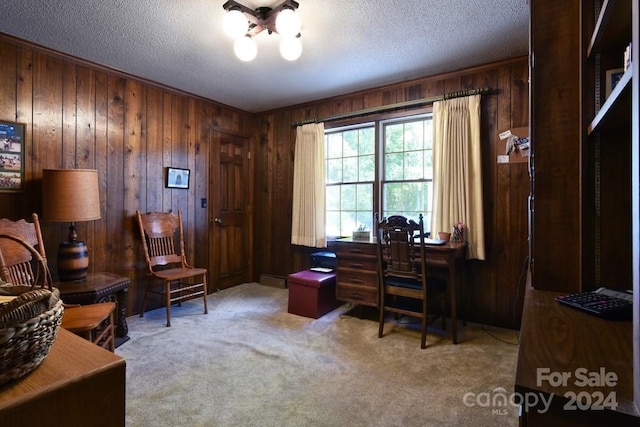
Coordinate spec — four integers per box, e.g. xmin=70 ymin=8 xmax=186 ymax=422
xmin=310 ymin=251 xmax=336 ymax=271
xmin=555 ymin=287 xmax=632 ymax=320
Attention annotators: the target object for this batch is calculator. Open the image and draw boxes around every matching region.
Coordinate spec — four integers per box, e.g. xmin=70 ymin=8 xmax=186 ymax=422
xmin=555 ymin=287 xmax=633 ymax=320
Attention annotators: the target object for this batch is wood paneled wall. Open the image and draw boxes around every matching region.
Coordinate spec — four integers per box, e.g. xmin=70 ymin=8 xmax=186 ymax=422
xmin=254 ymin=57 xmax=530 ymax=328
xmin=0 ymin=35 xmax=253 ymax=314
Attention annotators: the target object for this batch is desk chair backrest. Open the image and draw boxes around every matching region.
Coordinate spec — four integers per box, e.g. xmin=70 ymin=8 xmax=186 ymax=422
xmin=0 ymin=213 xmax=52 ymax=290
xmin=136 ymin=209 xmax=190 ymax=272
xmin=377 ymin=214 xmax=427 ymax=285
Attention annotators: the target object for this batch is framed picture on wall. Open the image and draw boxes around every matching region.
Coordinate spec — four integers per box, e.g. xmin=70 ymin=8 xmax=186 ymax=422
xmin=165 ymin=167 xmax=190 ymax=189
xmin=0 ymin=120 xmax=25 ymax=192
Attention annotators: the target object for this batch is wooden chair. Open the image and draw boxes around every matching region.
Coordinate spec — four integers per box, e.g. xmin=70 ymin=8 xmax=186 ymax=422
xmin=375 ymin=214 xmax=447 ymax=349
xmin=0 ymin=213 xmax=116 ymax=351
xmin=136 ymin=209 xmax=208 ymax=327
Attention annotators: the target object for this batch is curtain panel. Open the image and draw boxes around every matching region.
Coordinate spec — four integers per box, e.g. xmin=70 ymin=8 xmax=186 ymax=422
xmin=291 ymin=123 xmax=326 ymax=247
xmin=432 ymin=95 xmax=485 ymax=260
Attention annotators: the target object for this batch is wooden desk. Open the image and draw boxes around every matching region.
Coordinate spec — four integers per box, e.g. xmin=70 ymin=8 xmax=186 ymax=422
xmin=56 ymin=272 xmax=130 ymax=347
xmin=515 ymin=285 xmax=640 ymax=425
xmin=422 ymin=241 xmax=467 ymax=344
xmin=0 ymin=328 xmax=125 ymax=426
xmin=329 ymin=237 xmax=467 ymax=344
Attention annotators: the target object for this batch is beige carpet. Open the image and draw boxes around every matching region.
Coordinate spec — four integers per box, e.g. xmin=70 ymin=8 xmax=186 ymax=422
xmin=116 ymin=283 xmax=519 ymax=426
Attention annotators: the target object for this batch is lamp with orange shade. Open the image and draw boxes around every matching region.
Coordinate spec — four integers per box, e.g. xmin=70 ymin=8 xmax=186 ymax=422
xmin=42 ymin=169 xmax=101 ymax=282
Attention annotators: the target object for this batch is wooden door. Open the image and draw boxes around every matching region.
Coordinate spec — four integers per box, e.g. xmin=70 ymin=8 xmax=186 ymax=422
xmin=209 ymin=131 xmax=252 ymax=290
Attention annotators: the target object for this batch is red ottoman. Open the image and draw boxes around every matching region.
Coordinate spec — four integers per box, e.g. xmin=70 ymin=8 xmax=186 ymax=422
xmin=287 ymin=270 xmax=340 ymax=319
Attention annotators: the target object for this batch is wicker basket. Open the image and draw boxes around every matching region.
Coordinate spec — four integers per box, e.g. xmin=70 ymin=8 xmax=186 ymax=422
xmin=0 ymin=285 xmax=64 ymax=385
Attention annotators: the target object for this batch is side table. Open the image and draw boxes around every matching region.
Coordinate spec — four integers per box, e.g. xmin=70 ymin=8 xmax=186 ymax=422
xmin=56 ymin=272 xmax=131 ymax=347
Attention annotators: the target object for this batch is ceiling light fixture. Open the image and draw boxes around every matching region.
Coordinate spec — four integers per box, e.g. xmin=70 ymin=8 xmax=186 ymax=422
xmin=222 ymin=0 xmax=302 ymax=62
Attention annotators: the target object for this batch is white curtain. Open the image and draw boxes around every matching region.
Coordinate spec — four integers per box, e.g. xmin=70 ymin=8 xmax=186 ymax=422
xmin=291 ymin=122 xmax=326 ymax=247
xmin=432 ymin=94 xmax=485 ymax=260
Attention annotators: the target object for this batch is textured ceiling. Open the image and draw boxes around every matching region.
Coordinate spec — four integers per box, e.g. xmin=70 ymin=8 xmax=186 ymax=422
xmin=0 ymin=0 xmax=529 ymax=113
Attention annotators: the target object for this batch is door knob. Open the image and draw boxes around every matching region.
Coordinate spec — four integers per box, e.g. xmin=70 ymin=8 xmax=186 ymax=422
xmin=214 ymin=218 xmax=223 ymax=225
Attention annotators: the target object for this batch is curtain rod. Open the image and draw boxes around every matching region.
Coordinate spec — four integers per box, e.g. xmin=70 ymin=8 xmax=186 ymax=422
xmin=291 ymin=87 xmax=492 ymax=127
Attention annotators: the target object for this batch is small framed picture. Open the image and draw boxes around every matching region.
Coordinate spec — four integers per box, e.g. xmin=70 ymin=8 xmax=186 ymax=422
xmin=165 ymin=167 xmax=190 ymax=189
xmin=0 ymin=120 xmax=25 ymax=192
xmin=605 ymin=68 xmax=625 ymax=99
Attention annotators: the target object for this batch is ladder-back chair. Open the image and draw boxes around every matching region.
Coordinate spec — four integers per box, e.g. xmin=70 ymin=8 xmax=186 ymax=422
xmin=136 ymin=209 xmax=208 ymax=327
xmin=375 ymin=214 xmax=447 ymax=349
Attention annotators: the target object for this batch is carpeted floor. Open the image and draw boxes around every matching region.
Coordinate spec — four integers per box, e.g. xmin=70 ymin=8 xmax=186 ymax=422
xmin=116 ymin=282 xmax=520 ymax=426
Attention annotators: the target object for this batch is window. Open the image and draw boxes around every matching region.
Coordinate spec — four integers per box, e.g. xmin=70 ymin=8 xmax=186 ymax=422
xmin=325 ymin=124 xmax=375 ymax=237
xmin=325 ymin=114 xmax=433 ymax=237
xmin=382 ymin=117 xmax=434 ymax=229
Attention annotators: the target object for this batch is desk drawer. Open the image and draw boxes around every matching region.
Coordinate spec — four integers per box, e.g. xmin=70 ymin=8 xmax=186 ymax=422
xmin=336 ymin=257 xmax=378 ymax=271
xmin=336 ymin=283 xmax=377 ymax=306
xmin=337 ymin=269 xmax=377 ymax=288
xmin=331 ymin=241 xmax=377 ymax=256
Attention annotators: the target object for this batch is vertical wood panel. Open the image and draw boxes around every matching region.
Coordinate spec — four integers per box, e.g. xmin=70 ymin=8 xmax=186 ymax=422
xmin=469 ymin=67 xmax=500 ymax=324
xmin=0 ymin=43 xmax=16 ymax=121
xmin=61 ymin=62 xmax=77 ymax=168
xmin=105 ymin=76 xmax=125 ymax=273
xmin=76 ymin=66 xmax=98 ymax=266
xmin=185 ymin=99 xmax=197 ymax=262
xmin=194 ymin=101 xmax=210 ymax=271
xmin=93 ymin=71 xmax=109 ymax=274
xmin=161 ymin=92 xmax=173 ymax=214
xmin=170 ymin=95 xmax=190 ymax=250
xmin=76 ymin=66 xmax=96 ymax=170
xmin=0 ymin=43 xmax=19 ymax=219
xmin=16 ymin=48 xmax=34 ymax=217
xmin=144 ymin=86 xmax=163 ymax=212
xmin=33 ymin=53 xmax=64 ymax=273
xmin=124 ymin=79 xmax=144 ymax=274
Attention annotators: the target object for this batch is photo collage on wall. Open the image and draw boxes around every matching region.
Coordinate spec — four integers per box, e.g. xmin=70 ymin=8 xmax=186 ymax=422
xmin=0 ymin=122 xmax=24 ymax=191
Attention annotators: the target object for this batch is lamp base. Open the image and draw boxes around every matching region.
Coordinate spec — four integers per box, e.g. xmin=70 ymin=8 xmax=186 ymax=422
xmin=58 ymin=241 xmax=89 ymax=282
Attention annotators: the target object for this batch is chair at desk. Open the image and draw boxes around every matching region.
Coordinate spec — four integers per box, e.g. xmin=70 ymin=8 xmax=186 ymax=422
xmin=136 ymin=209 xmax=208 ymax=327
xmin=0 ymin=214 xmax=116 ymax=352
xmin=375 ymin=214 xmax=447 ymax=349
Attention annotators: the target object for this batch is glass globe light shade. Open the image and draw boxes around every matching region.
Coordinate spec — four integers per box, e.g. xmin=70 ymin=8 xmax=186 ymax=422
xmin=279 ymin=36 xmax=302 ymax=61
xmin=234 ymin=36 xmax=257 ymax=61
xmin=275 ymin=9 xmax=301 ymax=37
xmin=224 ymin=9 xmax=248 ymax=39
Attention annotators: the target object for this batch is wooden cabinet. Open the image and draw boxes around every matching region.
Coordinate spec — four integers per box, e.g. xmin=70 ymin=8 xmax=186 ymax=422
xmin=329 ymin=238 xmax=378 ymax=307
xmin=524 ymin=0 xmax=640 ymax=420
xmin=529 ymin=0 xmax=637 ymax=293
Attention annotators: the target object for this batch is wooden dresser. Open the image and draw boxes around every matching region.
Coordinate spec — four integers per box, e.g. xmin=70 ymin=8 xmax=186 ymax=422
xmin=329 ymin=237 xmax=379 ymax=307
xmin=0 ymin=328 xmax=126 ymax=426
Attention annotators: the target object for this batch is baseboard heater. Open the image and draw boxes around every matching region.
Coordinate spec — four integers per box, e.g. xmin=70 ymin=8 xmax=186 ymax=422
xmin=259 ymin=274 xmax=288 ymax=289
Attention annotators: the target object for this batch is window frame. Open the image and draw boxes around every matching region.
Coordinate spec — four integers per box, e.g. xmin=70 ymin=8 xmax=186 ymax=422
xmin=324 ymin=107 xmax=433 ymax=238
